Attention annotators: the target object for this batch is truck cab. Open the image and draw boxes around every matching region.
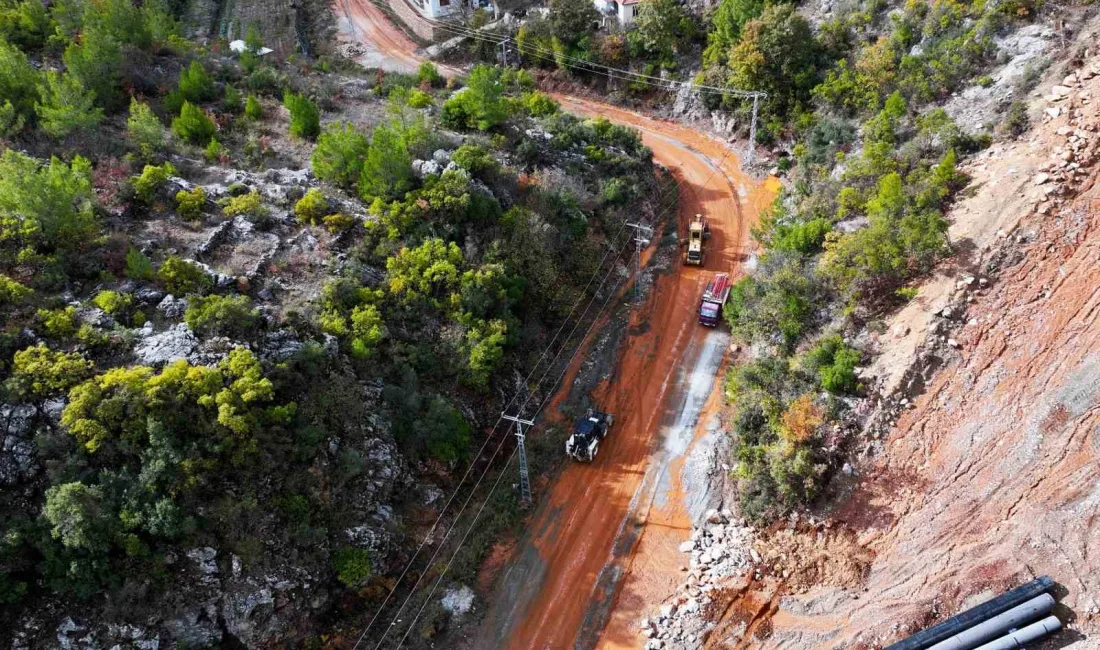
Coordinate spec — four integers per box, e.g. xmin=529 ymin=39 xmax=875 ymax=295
xmin=698 ymin=273 xmax=731 ymax=327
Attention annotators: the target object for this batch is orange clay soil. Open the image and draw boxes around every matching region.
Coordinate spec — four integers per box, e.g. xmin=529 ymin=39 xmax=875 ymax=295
xmin=472 ymin=96 xmax=778 ymax=650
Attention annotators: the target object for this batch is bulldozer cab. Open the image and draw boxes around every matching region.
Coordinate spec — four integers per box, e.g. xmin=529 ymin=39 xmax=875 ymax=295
xmin=684 ymin=215 xmax=706 ymax=265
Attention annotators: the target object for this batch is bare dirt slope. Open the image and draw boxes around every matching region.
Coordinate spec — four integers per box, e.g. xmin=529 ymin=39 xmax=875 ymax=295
xmin=710 ymin=48 xmax=1100 ymax=650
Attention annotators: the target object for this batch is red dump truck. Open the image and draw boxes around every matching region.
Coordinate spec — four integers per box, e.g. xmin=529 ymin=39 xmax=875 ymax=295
xmin=699 ymin=273 xmax=731 ymax=327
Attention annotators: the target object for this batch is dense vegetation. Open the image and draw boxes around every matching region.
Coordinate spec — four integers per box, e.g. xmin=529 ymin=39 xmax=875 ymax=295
xmin=0 ymin=0 xmax=661 ymax=640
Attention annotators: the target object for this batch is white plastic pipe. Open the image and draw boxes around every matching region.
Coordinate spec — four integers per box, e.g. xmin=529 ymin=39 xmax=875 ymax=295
xmin=970 ymin=616 xmax=1062 ymax=650
xmin=926 ymin=594 xmax=1056 ymax=650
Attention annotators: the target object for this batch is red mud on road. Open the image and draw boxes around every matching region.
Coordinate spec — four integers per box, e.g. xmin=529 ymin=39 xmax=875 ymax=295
xmin=472 ymin=97 xmax=778 ymax=650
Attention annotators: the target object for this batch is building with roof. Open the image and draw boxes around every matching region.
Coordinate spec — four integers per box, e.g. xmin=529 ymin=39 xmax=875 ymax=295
xmin=594 ymin=0 xmax=642 ymax=27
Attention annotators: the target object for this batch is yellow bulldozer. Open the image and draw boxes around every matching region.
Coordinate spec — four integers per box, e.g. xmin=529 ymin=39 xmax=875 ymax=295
xmin=683 ymin=214 xmax=710 ymax=266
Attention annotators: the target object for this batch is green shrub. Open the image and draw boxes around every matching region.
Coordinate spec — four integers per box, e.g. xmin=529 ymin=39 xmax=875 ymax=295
xmin=441 ymin=65 xmax=510 ymax=131
xmin=171 ymin=101 xmax=216 ymax=145
xmin=223 ymin=85 xmax=242 ymax=114
xmin=521 ymin=91 xmax=559 ymax=117
xmin=895 ymin=286 xmax=919 ymax=301
xmin=127 ymin=98 xmax=166 ymax=160
xmin=407 ymin=88 xmax=432 ymax=108
xmin=178 ymin=60 xmax=216 ymax=103
xmin=185 ymin=294 xmax=260 ymax=338
xmin=450 ymin=144 xmax=499 ymax=176
xmin=244 ymin=94 xmax=262 ymax=120
xmin=222 ymin=190 xmax=267 ymax=222
xmin=43 ymin=482 xmax=113 ymax=553
xmin=0 ymin=274 xmax=32 ymax=305
xmin=294 ymin=188 xmax=329 ymax=225
xmin=133 ymin=162 xmax=177 ymax=202
xmin=247 ymin=66 xmax=285 ymax=95
xmin=204 ymin=138 xmax=225 ymax=163
xmin=323 ymin=212 xmax=356 ymax=233
xmin=62 ymin=25 xmax=124 ymax=112
xmin=805 ymin=335 xmax=860 ymax=394
xmin=283 ymin=92 xmax=320 ymax=140
xmin=1003 ymin=100 xmax=1029 ymax=137
xmin=7 ymin=343 xmax=93 ymax=399
xmin=92 ymin=290 xmax=132 ymax=317
xmin=359 ymin=123 xmax=414 ymax=201
xmin=176 ymin=187 xmax=206 ymax=221
xmin=157 ymin=256 xmax=212 ymax=296
xmin=37 ymin=307 xmax=78 ymax=338
xmin=0 ymin=150 xmax=96 ymax=259
xmin=311 ymin=122 xmax=369 ymax=188
xmin=333 ymin=547 xmax=371 ymax=587
xmin=35 ymin=71 xmax=104 ymax=139
xmin=125 ymin=247 xmax=155 ymax=281
xmin=0 ymin=0 xmax=52 ymax=50
xmin=416 ymin=61 xmax=444 ymax=88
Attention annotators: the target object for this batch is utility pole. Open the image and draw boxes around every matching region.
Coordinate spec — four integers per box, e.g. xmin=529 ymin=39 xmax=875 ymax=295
xmin=626 ymin=222 xmax=653 ymax=303
xmin=500 ymin=38 xmax=508 ymax=68
xmin=502 ymin=412 xmax=535 ymax=504
xmin=747 ymin=92 xmax=760 ymax=168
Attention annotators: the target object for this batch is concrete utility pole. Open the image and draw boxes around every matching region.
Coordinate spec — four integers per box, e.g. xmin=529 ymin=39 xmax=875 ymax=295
xmin=746 ymin=93 xmax=760 ymax=168
xmin=626 ymin=222 xmax=653 ymax=303
xmin=502 ymin=412 xmax=535 ymax=504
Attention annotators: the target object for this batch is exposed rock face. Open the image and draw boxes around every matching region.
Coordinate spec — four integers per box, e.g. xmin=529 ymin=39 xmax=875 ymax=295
xmin=1 ymin=404 xmax=39 ymax=485
xmin=133 ymin=323 xmax=199 ymax=366
xmin=162 ymin=606 xmax=222 ymax=649
xmin=220 ymin=582 xmax=276 ymax=645
xmin=157 ymin=294 xmax=188 ymax=319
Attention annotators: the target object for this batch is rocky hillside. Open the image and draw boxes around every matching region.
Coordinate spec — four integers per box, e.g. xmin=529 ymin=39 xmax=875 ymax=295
xmin=0 ymin=3 xmax=667 ymax=647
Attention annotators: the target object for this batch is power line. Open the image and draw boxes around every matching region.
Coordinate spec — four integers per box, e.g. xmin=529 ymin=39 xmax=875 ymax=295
xmin=353 ymin=150 xmax=692 ymax=650
xmin=404 ymin=11 xmax=766 ymax=100
xmin=347 ymin=214 xmax=640 ymax=650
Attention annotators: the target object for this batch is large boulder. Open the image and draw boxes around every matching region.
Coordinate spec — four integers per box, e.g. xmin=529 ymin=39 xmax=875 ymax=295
xmin=133 ymin=323 xmax=198 ymax=366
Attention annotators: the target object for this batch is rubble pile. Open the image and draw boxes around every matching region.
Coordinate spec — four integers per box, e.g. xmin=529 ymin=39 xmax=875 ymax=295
xmin=638 ymin=510 xmax=756 ymax=650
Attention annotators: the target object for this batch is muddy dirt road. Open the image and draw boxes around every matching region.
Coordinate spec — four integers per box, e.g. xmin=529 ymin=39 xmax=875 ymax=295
xmin=334 ymin=0 xmax=423 ymax=74
xmin=471 ymin=98 xmax=777 ymax=650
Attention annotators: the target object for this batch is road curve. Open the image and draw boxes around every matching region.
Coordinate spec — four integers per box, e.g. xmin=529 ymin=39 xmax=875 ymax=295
xmin=331 ymin=11 xmax=778 ymax=648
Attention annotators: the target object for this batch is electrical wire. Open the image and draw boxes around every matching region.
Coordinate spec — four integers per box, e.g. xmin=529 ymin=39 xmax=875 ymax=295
xmin=348 ymin=108 xmax=695 ymax=650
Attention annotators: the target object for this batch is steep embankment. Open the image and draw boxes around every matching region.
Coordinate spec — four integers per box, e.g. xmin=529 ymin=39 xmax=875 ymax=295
xmin=705 ymin=43 xmax=1100 ymax=650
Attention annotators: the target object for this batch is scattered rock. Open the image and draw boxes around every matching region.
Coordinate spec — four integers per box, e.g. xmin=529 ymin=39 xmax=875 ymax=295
xmin=441 ymin=585 xmax=476 ymax=617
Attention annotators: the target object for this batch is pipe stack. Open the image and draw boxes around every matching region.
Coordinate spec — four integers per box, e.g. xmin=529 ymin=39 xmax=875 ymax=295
xmin=884 ymin=576 xmax=1062 ymax=650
